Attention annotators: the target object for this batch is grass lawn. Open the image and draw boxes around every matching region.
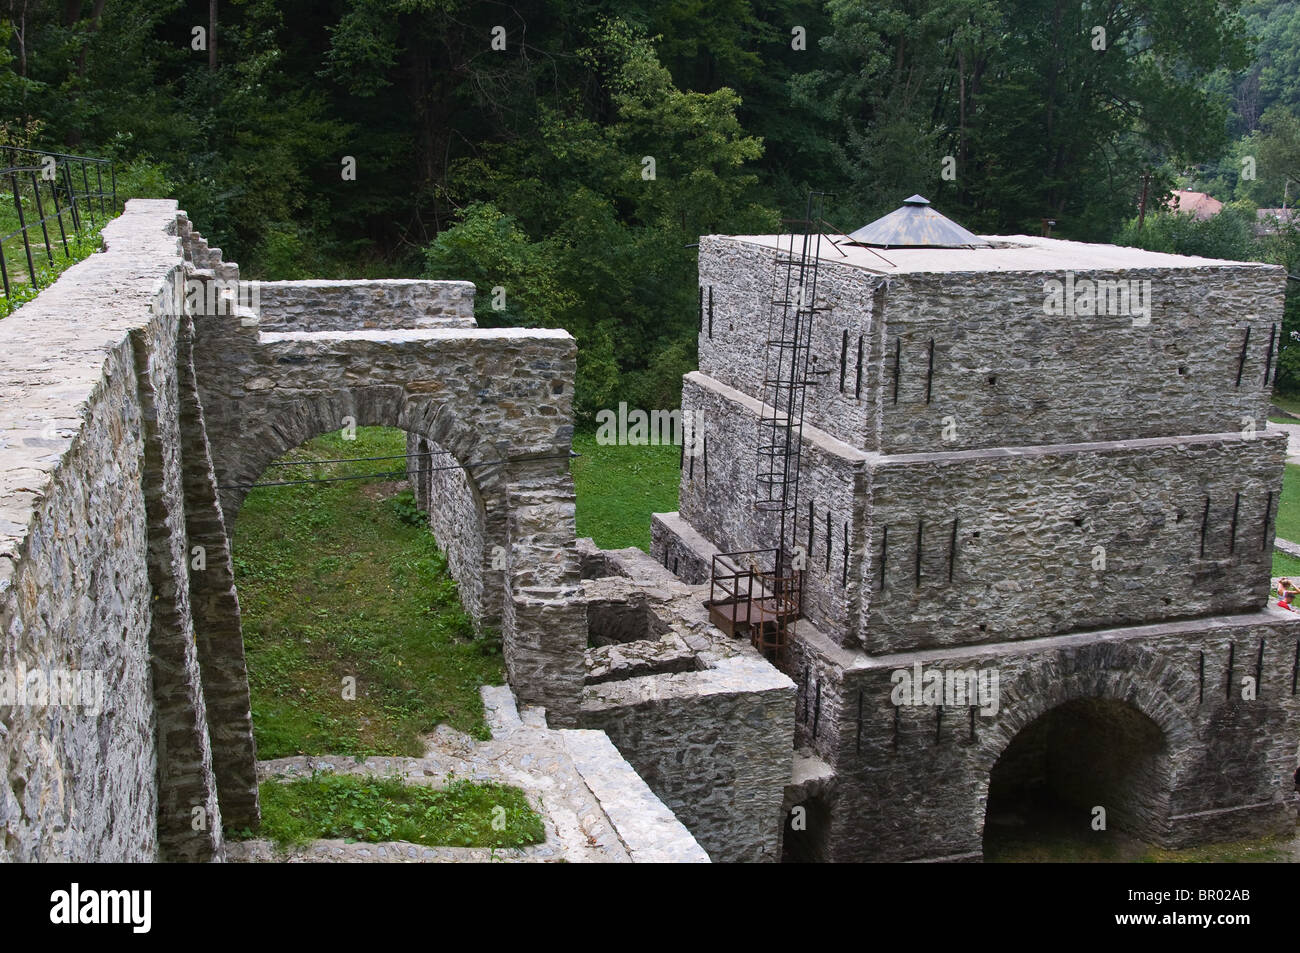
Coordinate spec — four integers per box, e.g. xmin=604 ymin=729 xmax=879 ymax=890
xmin=987 ymin=817 xmax=1293 ymax=863
xmin=232 ymin=425 xmax=504 ymax=759
xmin=0 ymin=189 xmax=105 ymax=319
xmin=1272 ymin=551 xmax=1300 ymax=578
xmin=570 ymin=430 xmax=681 ymax=551
xmin=1271 ymin=462 xmax=1300 ymax=544
xmin=247 ymin=773 xmax=545 ymax=850
xmin=1270 ymin=391 xmax=1300 ymax=418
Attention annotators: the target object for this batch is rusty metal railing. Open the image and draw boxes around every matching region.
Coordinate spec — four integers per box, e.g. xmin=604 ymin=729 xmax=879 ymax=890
xmin=708 ymin=548 xmax=801 ymax=662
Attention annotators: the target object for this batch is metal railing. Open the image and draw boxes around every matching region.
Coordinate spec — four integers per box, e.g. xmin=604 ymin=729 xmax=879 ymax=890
xmin=0 ymin=146 xmax=118 ymax=300
xmin=708 ymin=548 xmax=802 ymax=662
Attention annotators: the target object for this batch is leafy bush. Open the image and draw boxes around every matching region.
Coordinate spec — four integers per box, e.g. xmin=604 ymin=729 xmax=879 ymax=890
xmin=1112 ymin=201 xmax=1262 ymax=261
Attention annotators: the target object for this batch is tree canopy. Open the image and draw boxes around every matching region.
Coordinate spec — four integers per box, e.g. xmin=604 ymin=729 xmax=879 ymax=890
xmin=2 ymin=0 xmax=1298 ymax=409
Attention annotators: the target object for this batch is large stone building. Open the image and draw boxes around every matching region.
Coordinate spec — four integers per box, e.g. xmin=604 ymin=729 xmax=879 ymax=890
xmin=650 ymin=200 xmax=1300 ymax=860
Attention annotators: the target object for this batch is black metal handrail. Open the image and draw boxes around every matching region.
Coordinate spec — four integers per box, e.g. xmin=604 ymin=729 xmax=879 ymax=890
xmin=0 ymin=146 xmax=119 ymax=301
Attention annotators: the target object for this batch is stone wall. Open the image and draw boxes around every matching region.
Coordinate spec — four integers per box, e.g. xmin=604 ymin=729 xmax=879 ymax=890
xmin=861 ymin=431 xmax=1282 ymax=652
xmin=678 ymin=372 xmax=867 ymax=644
xmin=185 ymin=230 xmax=587 ymax=725
xmin=407 ymin=431 xmax=496 ymax=625
xmin=576 ymin=547 xmax=795 ymax=862
xmin=581 ymin=658 xmax=794 ymax=862
xmin=255 ymin=279 xmax=476 ymax=331
xmin=0 ymin=198 xmax=631 ymax=861
xmin=698 ymin=235 xmax=1285 ymax=453
xmin=784 ymin=610 xmax=1300 ymax=861
xmin=0 ymin=199 xmax=231 ymax=861
xmin=678 ymin=370 xmax=1284 ymax=653
xmin=650 ymin=512 xmax=714 ymax=585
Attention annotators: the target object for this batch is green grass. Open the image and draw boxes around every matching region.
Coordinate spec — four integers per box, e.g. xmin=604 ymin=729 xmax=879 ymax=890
xmin=1271 ymin=463 xmax=1300 ymax=545
xmin=1272 ymin=551 xmax=1300 ymax=577
xmin=0 ymin=186 xmax=107 ymax=319
xmin=1270 ymin=391 xmax=1300 ymax=418
xmin=0 ymin=223 xmax=104 ymax=319
xmin=987 ymin=825 xmax=1293 ymax=863
xmin=570 ymin=431 xmax=681 ymax=551
xmin=232 ymin=425 xmax=504 ymax=758
xmin=245 ymin=773 xmax=545 ymax=850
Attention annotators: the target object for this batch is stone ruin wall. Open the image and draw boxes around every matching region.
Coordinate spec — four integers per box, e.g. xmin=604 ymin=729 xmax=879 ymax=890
xmin=254 ymin=279 xmax=477 ymax=332
xmin=407 ymin=430 xmax=495 ymax=625
xmin=180 ymin=216 xmax=588 ymax=725
xmin=0 ymin=200 xmax=228 ymax=861
xmin=572 ymin=545 xmax=795 ymax=862
xmin=0 ymin=198 xmax=595 ymax=860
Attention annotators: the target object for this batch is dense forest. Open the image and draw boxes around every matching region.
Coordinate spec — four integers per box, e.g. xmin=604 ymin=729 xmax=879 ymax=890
xmin=3 ymin=0 xmax=1300 ymax=414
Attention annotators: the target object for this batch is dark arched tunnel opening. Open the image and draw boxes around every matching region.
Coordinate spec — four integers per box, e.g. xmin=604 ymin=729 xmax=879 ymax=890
xmin=983 ymin=697 xmax=1171 ymax=861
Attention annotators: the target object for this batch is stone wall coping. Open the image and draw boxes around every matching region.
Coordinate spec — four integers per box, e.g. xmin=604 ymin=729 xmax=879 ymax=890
xmin=582 ymin=651 xmax=794 ymax=708
xmin=684 ymin=371 xmax=868 ymax=463
xmin=559 ymin=728 xmax=711 ymax=863
xmin=259 ymin=326 xmax=574 ymax=344
xmin=255 ymin=278 xmax=476 ymax=290
xmin=863 ymin=429 xmax=1288 ymax=469
xmin=795 ymin=604 xmax=1300 ymax=672
xmin=0 ymin=199 xmax=182 ymax=562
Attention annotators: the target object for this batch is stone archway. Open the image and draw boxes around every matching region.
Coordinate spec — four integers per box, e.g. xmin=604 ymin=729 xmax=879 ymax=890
xmin=962 ymin=638 xmax=1208 ymax=859
xmin=982 ymin=697 xmax=1172 ymax=855
xmin=211 ymin=387 xmax=504 ymax=629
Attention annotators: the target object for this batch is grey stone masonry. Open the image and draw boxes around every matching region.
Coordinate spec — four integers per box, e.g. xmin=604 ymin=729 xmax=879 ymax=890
xmin=254 ymin=279 xmax=477 ymax=332
xmin=0 ymin=199 xmax=216 ymax=861
xmin=184 ymin=240 xmax=588 ymax=723
xmin=0 ymin=198 xmax=597 ymax=860
xmin=407 ymin=430 xmax=498 ymax=626
xmin=678 ymin=370 xmax=1284 ymax=653
xmin=576 ymin=545 xmax=795 ymax=862
xmin=785 ymin=609 xmax=1300 ymax=862
xmin=698 ymin=235 xmax=1285 ymax=453
xmin=648 ymin=223 xmax=1300 ymax=861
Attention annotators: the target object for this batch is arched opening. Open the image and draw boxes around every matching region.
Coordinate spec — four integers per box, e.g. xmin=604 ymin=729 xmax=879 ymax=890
xmin=983 ymin=697 xmax=1171 ymax=861
xmin=782 ymin=795 xmax=832 ymax=863
xmin=229 ymin=424 xmax=504 ymax=760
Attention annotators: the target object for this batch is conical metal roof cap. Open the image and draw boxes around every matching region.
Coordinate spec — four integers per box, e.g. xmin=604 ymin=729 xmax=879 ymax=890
xmin=847 ymin=195 xmax=989 ymax=248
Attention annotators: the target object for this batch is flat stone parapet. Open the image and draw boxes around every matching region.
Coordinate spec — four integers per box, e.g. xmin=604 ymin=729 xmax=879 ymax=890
xmin=559 ymin=729 xmax=710 ymax=863
xmin=650 ymin=511 xmax=717 ymax=585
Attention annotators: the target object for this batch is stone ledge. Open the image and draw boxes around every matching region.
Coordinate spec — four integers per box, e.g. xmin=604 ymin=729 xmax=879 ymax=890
xmin=559 ymin=729 xmax=710 ymax=863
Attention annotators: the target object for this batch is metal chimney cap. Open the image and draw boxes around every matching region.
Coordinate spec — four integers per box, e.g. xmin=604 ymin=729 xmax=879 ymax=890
xmin=847 ymin=195 xmax=989 ymax=248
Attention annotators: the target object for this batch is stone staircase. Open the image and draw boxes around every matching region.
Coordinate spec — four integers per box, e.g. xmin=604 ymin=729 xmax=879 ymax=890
xmin=225 ymin=686 xmax=708 ymax=863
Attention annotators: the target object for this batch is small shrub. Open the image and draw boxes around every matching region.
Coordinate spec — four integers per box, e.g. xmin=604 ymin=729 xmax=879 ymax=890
xmin=390 ymin=489 xmax=426 ymax=526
